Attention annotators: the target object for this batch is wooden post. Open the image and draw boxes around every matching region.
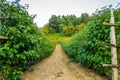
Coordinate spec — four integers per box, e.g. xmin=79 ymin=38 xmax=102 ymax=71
xmin=0 ymin=5 xmax=2 ymax=46
xmin=0 ymin=4 xmax=8 ymax=46
xmin=110 ymin=9 xmax=118 ymax=80
xmin=103 ymin=9 xmax=119 ymax=80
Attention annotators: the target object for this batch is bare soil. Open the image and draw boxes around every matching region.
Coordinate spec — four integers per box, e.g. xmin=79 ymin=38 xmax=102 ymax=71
xmin=22 ymin=44 xmax=106 ymax=80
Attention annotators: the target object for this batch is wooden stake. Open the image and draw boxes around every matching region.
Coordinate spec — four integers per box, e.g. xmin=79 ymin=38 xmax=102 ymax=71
xmin=103 ymin=9 xmax=119 ymax=80
xmin=110 ymin=9 xmax=118 ymax=80
xmin=0 ymin=7 xmax=2 ymax=46
xmin=0 ymin=5 xmax=8 ymax=46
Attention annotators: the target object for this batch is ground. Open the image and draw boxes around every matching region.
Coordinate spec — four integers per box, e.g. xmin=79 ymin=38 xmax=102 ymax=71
xmin=22 ymin=44 xmax=106 ymax=80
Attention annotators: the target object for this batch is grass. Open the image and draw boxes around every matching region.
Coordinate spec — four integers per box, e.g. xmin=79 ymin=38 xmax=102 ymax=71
xmin=47 ymin=33 xmax=73 ymax=45
xmin=56 ymin=71 xmax=63 ymax=77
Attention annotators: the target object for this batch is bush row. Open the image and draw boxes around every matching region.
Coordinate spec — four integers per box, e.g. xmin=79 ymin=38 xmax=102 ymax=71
xmin=0 ymin=0 xmax=55 ymax=80
xmin=61 ymin=7 xmax=120 ymax=75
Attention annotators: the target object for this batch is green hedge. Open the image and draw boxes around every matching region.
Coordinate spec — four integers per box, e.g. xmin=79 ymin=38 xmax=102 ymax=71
xmin=0 ymin=0 xmax=55 ymax=80
xmin=61 ymin=7 xmax=120 ymax=75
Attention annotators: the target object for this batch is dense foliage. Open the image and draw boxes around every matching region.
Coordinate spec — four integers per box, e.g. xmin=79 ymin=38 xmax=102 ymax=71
xmin=61 ymin=6 xmax=120 ymax=75
xmin=41 ymin=14 xmax=89 ymax=36
xmin=0 ymin=0 xmax=55 ymax=80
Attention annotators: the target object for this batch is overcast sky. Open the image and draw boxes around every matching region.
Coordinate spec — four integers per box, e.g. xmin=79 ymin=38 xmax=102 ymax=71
xmin=19 ymin=0 xmax=120 ymax=27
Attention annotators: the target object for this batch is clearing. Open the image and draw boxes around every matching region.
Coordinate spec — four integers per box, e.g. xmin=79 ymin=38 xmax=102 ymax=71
xmin=22 ymin=44 xmax=106 ymax=80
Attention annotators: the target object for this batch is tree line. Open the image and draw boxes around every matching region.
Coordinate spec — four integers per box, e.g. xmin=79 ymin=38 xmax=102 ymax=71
xmin=41 ymin=13 xmax=89 ymax=36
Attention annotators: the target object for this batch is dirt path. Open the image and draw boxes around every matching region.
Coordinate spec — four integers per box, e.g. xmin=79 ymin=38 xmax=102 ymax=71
xmin=22 ymin=44 xmax=106 ymax=80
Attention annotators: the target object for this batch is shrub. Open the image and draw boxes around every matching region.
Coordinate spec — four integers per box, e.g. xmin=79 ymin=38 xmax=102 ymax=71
xmin=61 ymin=6 xmax=115 ymax=75
xmin=0 ymin=0 xmax=55 ymax=80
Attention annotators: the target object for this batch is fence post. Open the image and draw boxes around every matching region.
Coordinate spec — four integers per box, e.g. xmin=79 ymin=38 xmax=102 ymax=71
xmin=0 ymin=4 xmax=2 ymax=46
xmin=103 ymin=9 xmax=119 ymax=80
xmin=110 ymin=9 xmax=118 ymax=80
xmin=0 ymin=3 xmax=8 ymax=47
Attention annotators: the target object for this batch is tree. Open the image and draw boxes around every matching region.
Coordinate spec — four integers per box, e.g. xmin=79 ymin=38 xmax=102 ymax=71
xmin=48 ymin=15 xmax=60 ymax=33
xmin=80 ymin=13 xmax=89 ymax=24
